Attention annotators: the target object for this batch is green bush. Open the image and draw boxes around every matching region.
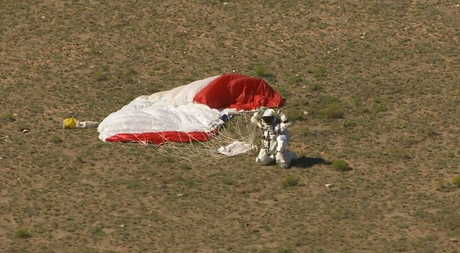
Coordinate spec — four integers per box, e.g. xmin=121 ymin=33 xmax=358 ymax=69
xmin=1 ymin=112 xmax=15 ymax=123
xmin=90 ymin=47 xmax=102 ymax=56
xmin=436 ymin=180 xmax=453 ymax=192
xmin=119 ymin=67 xmax=138 ymax=83
xmin=285 ymin=108 xmax=305 ymax=122
xmin=453 ymin=175 xmax=460 ymax=188
xmin=424 ymin=127 xmax=437 ymax=138
xmin=93 ymin=71 xmax=109 ymax=82
xmin=180 ymin=163 xmax=192 ymax=170
xmin=313 ymin=66 xmax=326 ymax=80
xmin=51 ymin=135 xmax=63 ymax=144
xmin=310 ymin=83 xmax=321 ymax=91
xmin=332 ymin=160 xmax=349 ymax=172
xmin=222 ymin=176 xmax=234 ymax=185
xmin=277 ymin=247 xmax=295 ymax=253
xmin=325 ymin=103 xmax=344 ymax=119
xmin=15 ymin=229 xmax=31 ymax=238
xmin=254 ymin=65 xmax=272 ymax=78
xmin=18 ymin=124 xmax=29 ymax=132
xmin=289 ymin=75 xmax=303 ymax=85
xmin=282 ymin=175 xmax=299 ymax=187
xmin=372 ymin=97 xmax=387 ymax=113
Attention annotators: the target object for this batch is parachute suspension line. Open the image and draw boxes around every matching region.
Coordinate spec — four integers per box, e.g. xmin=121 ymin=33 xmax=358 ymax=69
xmin=159 ymin=133 xmax=201 ymax=163
xmin=148 ymin=132 xmax=209 ymax=164
xmin=111 ymin=113 xmax=259 ymax=165
xmin=148 ymin=112 xmax=258 ymax=164
xmin=161 ymin=142 xmax=196 ymax=164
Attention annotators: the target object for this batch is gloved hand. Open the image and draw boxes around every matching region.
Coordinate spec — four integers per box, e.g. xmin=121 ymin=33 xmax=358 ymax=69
xmin=251 ymin=107 xmax=268 ymax=125
xmin=251 ymin=111 xmax=260 ymax=124
xmin=257 ymin=107 xmax=268 ymax=114
xmin=278 ymin=110 xmax=288 ymax=123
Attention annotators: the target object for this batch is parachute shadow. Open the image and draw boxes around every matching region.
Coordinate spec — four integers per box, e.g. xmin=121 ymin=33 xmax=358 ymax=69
xmin=291 ymin=155 xmax=331 ymax=169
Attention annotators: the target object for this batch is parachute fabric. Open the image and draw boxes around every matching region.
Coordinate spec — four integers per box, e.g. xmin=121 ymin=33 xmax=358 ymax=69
xmin=97 ymin=73 xmax=285 ymax=146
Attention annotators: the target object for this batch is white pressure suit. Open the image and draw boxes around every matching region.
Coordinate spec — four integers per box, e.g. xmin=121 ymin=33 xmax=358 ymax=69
xmin=251 ymin=108 xmax=296 ymax=168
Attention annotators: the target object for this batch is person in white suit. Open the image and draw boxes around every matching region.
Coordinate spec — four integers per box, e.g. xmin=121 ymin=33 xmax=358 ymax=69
xmin=251 ymin=107 xmax=296 ymax=168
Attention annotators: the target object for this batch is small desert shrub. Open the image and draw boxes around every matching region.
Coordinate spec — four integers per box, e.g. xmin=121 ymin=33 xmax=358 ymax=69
xmin=90 ymin=47 xmax=102 ymax=56
xmin=325 ymin=103 xmax=344 ymax=119
xmin=276 ymin=86 xmax=291 ymax=99
xmin=18 ymin=124 xmax=28 ymax=132
xmin=342 ymin=120 xmax=357 ymax=129
xmin=435 ymin=180 xmax=453 ymax=192
xmin=180 ymin=163 xmax=192 ymax=170
xmin=313 ymin=66 xmax=326 ymax=80
xmin=222 ymin=176 xmax=234 ymax=185
xmin=183 ymin=177 xmax=195 ymax=186
xmin=119 ymin=67 xmax=138 ymax=83
xmin=306 ymin=65 xmax=315 ymax=73
xmin=285 ymin=108 xmax=305 ymax=122
xmin=182 ymin=76 xmax=197 ymax=83
xmin=289 ymin=75 xmax=303 ymax=85
xmin=254 ymin=65 xmax=272 ymax=78
xmin=372 ymin=97 xmax=387 ymax=113
xmin=424 ymin=127 xmax=437 ymax=138
xmin=51 ymin=135 xmax=63 ymax=144
xmin=91 ymin=227 xmax=105 ymax=236
xmin=93 ymin=71 xmax=109 ymax=82
xmin=453 ymin=176 xmax=460 ymax=188
xmin=277 ymin=247 xmax=295 ymax=253
xmin=332 ymin=160 xmax=349 ymax=172
xmin=125 ymin=94 xmax=136 ymax=102
xmin=15 ymin=229 xmax=31 ymax=238
xmin=1 ymin=112 xmax=15 ymax=123
xmin=299 ymin=127 xmax=311 ymax=137
xmin=282 ymin=175 xmax=299 ymax=187
xmin=310 ymin=83 xmax=321 ymax=91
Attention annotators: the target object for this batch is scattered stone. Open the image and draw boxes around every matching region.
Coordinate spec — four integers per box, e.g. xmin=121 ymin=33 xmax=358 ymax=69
xmin=118 ymin=224 xmax=125 ymax=228
xmin=449 ymin=238 xmax=458 ymax=242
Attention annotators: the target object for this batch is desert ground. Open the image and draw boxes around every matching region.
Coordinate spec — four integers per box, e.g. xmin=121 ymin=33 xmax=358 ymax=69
xmin=1 ymin=0 xmax=459 ymax=252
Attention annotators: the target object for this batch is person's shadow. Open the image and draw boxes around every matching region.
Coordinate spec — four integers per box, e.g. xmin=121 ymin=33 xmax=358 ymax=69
xmin=291 ymin=155 xmax=332 ymax=169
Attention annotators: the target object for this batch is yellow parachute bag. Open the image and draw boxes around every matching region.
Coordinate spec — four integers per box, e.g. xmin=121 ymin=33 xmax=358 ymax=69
xmin=63 ymin=118 xmax=78 ymax=129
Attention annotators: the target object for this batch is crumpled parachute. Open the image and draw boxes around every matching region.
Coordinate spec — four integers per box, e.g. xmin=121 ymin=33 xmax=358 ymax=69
xmin=97 ymin=73 xmax=285 ymax=145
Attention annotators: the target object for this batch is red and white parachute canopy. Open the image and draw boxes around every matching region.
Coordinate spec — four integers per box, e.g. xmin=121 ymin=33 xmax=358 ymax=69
xmin=97 ymin=73 xmax=285 ymax=144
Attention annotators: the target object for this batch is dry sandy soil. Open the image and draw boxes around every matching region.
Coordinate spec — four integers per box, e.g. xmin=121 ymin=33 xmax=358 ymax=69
xmin=1 ymin=0 xmax=460 ymax=252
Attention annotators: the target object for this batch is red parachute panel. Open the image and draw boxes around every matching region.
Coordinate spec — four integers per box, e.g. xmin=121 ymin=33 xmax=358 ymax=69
xmin=193 ymin=73 xmax=285 ymax=110
xmin=105 ymin=130 xmax=218 ymax=144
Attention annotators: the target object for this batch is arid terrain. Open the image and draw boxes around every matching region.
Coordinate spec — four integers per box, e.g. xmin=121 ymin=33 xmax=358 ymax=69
xmin=1 ymin=0 xmax=459 ymax=252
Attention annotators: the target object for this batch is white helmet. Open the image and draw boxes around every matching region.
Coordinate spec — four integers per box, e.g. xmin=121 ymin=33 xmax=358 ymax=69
xmin=262 ymin=109 xmax=276 ymax=124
